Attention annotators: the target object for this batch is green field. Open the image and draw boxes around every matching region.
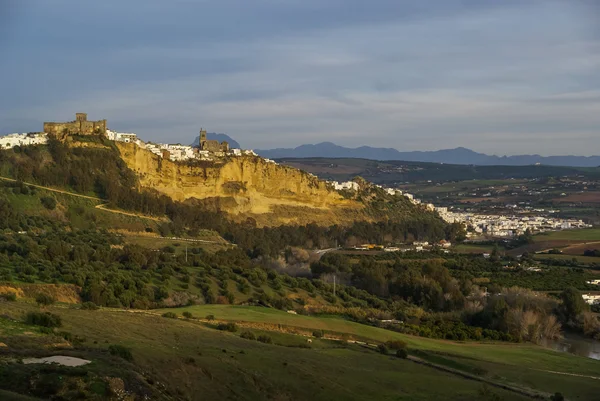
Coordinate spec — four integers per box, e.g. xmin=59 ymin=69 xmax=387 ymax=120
xmin=454 ymin=244 xmax=495 ymax=254
xmin=122 ymin=232 xmax=230 ymax=253
xmin=534 ymin=253 xmax=600 ymax=264
xmin=0 ymin=301 xmax=536 ymax=401
xmin=152 ymin=305 xmax=600 ymax=400
xmin=533 ymin=229 xmax=600 ymax=242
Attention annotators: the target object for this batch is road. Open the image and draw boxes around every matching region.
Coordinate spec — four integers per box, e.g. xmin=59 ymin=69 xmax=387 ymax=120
xmin=0 ymin=176 xmax=164 ymax=221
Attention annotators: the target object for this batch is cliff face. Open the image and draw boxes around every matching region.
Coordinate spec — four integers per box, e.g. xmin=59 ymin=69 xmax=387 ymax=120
xmin=116 ymin=142 xmax=365 ymax=226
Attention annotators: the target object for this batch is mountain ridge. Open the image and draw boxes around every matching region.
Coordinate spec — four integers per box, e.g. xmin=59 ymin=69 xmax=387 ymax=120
xmin=255 ymin=142 xmax=600 ymax=167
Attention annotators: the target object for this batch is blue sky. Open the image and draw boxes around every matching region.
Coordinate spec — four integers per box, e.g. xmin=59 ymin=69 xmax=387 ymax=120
xmin=1 ymin=0 xmax=599 ymax=155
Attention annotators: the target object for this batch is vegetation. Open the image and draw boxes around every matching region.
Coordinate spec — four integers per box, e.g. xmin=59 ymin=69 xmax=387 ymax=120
xmin=108 ymin=344 xmax=134 ymax=362
xmin=24 ymin=311 xmax=62 ymax=328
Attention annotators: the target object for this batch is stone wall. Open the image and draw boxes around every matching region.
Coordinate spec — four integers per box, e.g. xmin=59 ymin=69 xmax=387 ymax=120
xmin=43 ymin=113 xmax=107 ymax=138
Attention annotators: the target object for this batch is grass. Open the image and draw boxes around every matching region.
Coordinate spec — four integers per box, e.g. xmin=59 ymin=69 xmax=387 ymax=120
xmin=154 ymin=304 xmax=600 ymax=400
xmin=2 ymin=301 xmax=600 ymax=399
xmin=533 ymin=229 xmax=600 ymax=242
xmin=534 ymin=253 xmax=600 ymax=264
xmin=0 ymin=301 xmax=532 ymax=401
xmin=454 ymin=244 xmax=495 ymax=254
xmin=122 ymin=233 xmax=230 ymax=253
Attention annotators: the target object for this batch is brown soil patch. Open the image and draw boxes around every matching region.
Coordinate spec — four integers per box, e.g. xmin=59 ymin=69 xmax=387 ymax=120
xmin=561 ymin=242 xmax=600 ymax=255
xmin=554 ymin=192 xmax=600 ymax=203
xmin=0 ymin=284 xmax=81 ymax=303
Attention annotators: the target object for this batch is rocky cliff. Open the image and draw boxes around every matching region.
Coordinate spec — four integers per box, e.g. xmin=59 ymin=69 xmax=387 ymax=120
xmin=116 ymin=143 xmax=366 ymax=226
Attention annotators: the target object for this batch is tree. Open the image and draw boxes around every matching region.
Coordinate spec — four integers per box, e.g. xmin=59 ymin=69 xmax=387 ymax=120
xmin=560 ymin=287 xmax=588 ymax=322
xmin=40 ymin=196 xmax=57 ymax=210
xmin=35 ymin=293 xmax=55 ymax=307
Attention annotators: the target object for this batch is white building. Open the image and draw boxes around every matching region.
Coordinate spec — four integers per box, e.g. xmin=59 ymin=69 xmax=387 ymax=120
xmin=0 ymin=133 xmax=48 ymax=149
xmin=332 ymin=181 xmax=360 ymax=191
xmin=582 ymin=294 xmax=600 ymax=305
xmin=107 ymin=130 xmax=137 ymax=143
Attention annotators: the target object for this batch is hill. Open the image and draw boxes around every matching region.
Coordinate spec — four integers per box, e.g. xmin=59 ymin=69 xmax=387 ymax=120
xmin=115 ymin=141 xmax=438 ymax=227
xmin=1 ymin=300 xmax=599 ymax=400
xmin=255 ymin=142 xmax=600 ymax=167
xmin=191 ymin=132 xmax=240 ymax=149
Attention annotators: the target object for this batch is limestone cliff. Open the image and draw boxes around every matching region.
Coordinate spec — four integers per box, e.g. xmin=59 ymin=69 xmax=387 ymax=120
xmin=116 ymin=142 xmax=367 ymax=226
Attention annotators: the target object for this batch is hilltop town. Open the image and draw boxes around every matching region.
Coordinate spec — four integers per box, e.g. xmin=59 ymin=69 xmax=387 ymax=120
xmin=0 ymin=112 xmax=593 ymax=238
xmin=1 ymin=112 xmax=263 ymax=163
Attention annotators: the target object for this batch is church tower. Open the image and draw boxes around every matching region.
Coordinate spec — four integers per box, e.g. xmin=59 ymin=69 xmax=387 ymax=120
xmin=199 ymin=128 xmax=207 ymax=149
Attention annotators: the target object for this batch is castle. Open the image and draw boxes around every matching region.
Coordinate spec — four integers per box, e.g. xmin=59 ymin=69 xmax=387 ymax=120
xmin=43 ymin=113 xmax=107 ymax=137
xmin=198 ymin=128 xmax=229 ymax=152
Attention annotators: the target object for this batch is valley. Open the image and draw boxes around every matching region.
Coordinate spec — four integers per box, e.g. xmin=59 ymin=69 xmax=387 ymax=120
xmin=0 ymin=134 xmax=598 ymax=400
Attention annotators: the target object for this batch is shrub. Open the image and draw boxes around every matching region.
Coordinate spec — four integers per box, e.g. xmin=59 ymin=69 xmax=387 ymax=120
xmin=0 ymin=292 xmax=16 ymax=301
xmin=396 ymin=349 xmax=409 ymax=359
xmin=377 ymin=344 xmax=388 ymax=355
xmin=216 ymin=322 xmax=238 ymax=332
xmin=40 ymin=196 xmax=57 ymax=210
xmin=80 ymin=302 xmax=99 ymax=310
xmin=240 ymin=331 xmax=256 ymax=341
xmin=182 ymin=311 xmax=193 ymax=319
xmin=25 ymin=311 xmax=62 ymax=328
xmin=108 ymin=344 xmax=133 ymax=361
xmin=206 ymin=314 xmax=215 ymax=321
xmin=35 ymin=293 xmax=56 ymax=306
xmin=312 ymin=330 xmax=324 ymax=338
xmin=386 ymin=340 xmax=407 ymax=350
xmin=162 ymin=312 xmax=178 ymax=319
xmin=257 ymin=335 xmax=272 ymax=344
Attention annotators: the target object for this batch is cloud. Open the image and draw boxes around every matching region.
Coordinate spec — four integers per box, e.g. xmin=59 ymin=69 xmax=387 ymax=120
xmin=0 ymin=0 xmax=598 ymax=155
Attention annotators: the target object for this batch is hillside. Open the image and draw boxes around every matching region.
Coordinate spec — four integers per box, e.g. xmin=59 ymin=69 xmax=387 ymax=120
xmin=1 ymin=300 xmax=599 ymax=400
xmin=115 ymin=142 xmax=430 ymax=227
xmin=255 ymin=142 xmax=600 ymax=167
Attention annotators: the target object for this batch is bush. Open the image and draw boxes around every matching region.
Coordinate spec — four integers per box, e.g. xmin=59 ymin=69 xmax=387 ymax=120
xmin=216 ymin=322 xmax=238 ymax=332
xmin=0 ymin=292 xmax=17 ymax=301
xmin=312 ymin=330 xmax=324 ymax=338
xmin=206 ymin=314 xmax=215 ymax=321
xmin=25 ymin=311 xmax=62 ymax=328
xmin=108 ymin=344 xmax=133 ymax=361
xmin=257 ymin=335 xmax=272 ymax=344
xmin=240 ymin=331 xmax=256 ymax=340
xmin=377 ymin=344 xmax=389 ymax=355
xmin=80 ymin=301 xmax=99 ymax=310
xmin=162 ymin=312 xmax=178 ymax=319
xmin=35 ymin=293 xmax=55 ymax=306
xmin=396 ymin=349 xmax=409 ymax=359
xmin=182 ymin=311 xmax=193 ymax=319
xmin=386 ymin=340 xmax=407 ymax=350
xmin=40 ymin=196 xmax=57 ymax=210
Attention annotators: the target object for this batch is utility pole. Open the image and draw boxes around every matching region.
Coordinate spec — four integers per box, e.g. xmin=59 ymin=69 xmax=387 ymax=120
xmin=333 ymin=274 xmax=336 ymax=298
xmin=185 ymin=245 xmax=188 ymax=263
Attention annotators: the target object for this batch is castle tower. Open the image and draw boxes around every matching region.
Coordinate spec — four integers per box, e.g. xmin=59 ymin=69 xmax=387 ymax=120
xmin=75 ymin=113 xmax=87 ymax=122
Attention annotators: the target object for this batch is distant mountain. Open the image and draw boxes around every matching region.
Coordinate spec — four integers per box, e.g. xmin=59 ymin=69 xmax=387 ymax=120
xmin=255 ymin=142 xmax=600 ymax=167
xmin=191 ymin=133 xmax=240 ymax=149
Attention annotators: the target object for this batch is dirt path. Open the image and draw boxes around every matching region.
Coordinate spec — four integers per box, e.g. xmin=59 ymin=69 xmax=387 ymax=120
xmin=535 ymin=369 xmax=600 ymax=381
xmin=0 ymin=176 xmax=103 ymax=201
xmin=94 ymin=203 xmax=164 ymax=222
xmin=0 ymin=176 xmax=165 ymax=221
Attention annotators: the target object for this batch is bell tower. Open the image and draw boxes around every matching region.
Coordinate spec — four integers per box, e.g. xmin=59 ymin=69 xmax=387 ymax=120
xmin=199 ymin=128 xmax=207 ymax=149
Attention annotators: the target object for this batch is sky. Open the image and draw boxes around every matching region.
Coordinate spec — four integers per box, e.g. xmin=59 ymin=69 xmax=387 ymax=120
xmin=0 ymin=0 xmax=599 ymax=156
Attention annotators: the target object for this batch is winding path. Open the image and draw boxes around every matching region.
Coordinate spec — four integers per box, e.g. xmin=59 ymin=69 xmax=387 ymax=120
xmin=0 ymin=176 xmax=164 ymax=221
